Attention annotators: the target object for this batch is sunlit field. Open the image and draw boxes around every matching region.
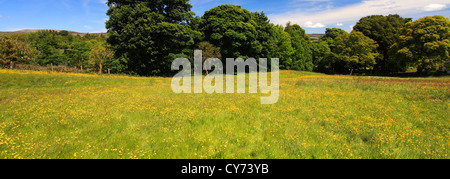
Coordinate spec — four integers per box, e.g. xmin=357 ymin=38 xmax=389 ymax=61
xmin=0 ymin=69 xmax=448 ymax=159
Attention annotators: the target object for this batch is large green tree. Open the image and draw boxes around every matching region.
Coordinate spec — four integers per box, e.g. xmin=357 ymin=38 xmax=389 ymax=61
xmin=200 ymin=5 xmax=262 ymax=59
xmin=311 ymin=40 xmax=331 ymax=71
xmin=316 ymin=28 xmax=346 ymax=73
xmin=265 ymin=24 xmax=294 ymax=70
xmin=0 ymin=35 xmax=39 ymax=68
xmin=106 ymin=0 xmax=199 ymax=76
xmin=319 ymin=28 xmax=347 ymax=51
xmin=27 ymin=30 xmax=66 ymax=66
xmin=390 ymin=15 xmax=450 ymax=74
xmin=333 ymin=31 xmax=379 ymax=74
xmin=252 ymin=11 xmax=271 ymax=60
xmin=64 ymin=40 xmax=90 ymax=68
xmin=285 ymin=23 xmax=313 ymax=71
xmin=353 ymin=14 xmax=412 ymax=73
xmin=88 ymin=40 xmax=114 ymax=74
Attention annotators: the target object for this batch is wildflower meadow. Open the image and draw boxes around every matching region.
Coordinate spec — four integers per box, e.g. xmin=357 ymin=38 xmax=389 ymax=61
xmin=0 ymin=69 xmax=448 ymax=159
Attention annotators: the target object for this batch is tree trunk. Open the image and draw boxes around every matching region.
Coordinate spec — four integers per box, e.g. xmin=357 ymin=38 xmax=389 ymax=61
xmin=99 ymin=63 xmax=102 ymax=74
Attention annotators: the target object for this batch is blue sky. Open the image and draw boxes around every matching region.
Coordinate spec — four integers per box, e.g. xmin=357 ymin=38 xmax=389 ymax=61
xmin=0 ymin=0 xmax=449 ymax=34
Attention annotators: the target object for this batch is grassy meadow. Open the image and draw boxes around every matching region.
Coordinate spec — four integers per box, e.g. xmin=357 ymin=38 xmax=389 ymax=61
xmin=0 ymin=69 xmax=449 ymax=159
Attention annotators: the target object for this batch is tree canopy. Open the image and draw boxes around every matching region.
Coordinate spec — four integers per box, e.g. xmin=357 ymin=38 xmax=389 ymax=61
xmin=264 ymin=24 xmax=294 ymax=70
xmin=353 ymin=14 xmax=412 ymax=73
xmin=1 ymin=1 xmax=449 ymax=76
xmin=106 ymin=0 xmax=198 ymax=76
xmin=0 ymin=35 xmax=39 ymax=67
xmin=390 ymin=15 xmax=450 ymax=74
xmin=334 ymin=31 xmax=379 ymax=74
xmin=200 ymin=5 xmax=262 ymax=60
xmin=319 ymin=28 xmax=348 ymax=50
xmin=285 ymin=23 xmax=313 ymax=71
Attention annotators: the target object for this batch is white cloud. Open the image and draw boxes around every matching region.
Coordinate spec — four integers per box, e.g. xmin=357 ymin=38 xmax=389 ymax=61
xmin=269 ymin=0 xmax=450 ymax=28
xmin=336 ymin=23 xmax=343 ymax=26
xmin=303 ymin=21 xmax=326 ymax=28
xmin=423 ymin=4 xmax=447 ymax=11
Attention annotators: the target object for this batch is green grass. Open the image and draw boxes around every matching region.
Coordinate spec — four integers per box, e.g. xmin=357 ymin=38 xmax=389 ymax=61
xmin=0 ymin=69 xmax=449 ymax=159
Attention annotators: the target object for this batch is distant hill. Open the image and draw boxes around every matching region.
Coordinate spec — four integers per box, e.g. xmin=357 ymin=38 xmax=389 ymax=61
xmin=2 ymin=29 xmax=322 ymax=42
xmin=308 ymin=34 xmax=325 ymax=42
xmin=0 ymin=29 xmax=106 ymax=36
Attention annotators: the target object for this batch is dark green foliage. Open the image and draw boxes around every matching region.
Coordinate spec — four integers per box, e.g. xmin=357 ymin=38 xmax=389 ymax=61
xmin=251 ymin=12 xmax=294 ymax=70
xmin=201 ymin=5 xmax=262 ymax=59
xmin=106 ymin=0 xmax=198 ymax=76
xmin=319 ymin=28 xmax=348 ymax=51
xmin=0 ymin=30 xmax=121 ymax=73
xmin=264 ymin=24 xmax=294 ymax=70
xmin=2 ymin=2 xmax=448 ymax=77
xmin=285 ymin=23 xmax=313 ymax=71
xmin=311 ymin=41 xmax=330 ymax=71
xmin=315 ymin=28 xmax=346 ymax=73
xmin=390 ymin=15 xmax=450 ymax=74
xmin=318 ymin=31 xmax=379 ymax=74
xmin=333 ymin=31 xmax=379 ymax=74
xmin=252 ymin=11 xmax=271 ymax=59
xmin=353 ymin=15 xmax=412 ymax=73
xmin=64 ymin=40 xmax=90 ymax=67
xmin=200 ymin=6 xmax=301 ymax=71
xmin=26 ymin=30 xmax=66 ymax=65
xmin=107 ymin=0 xmax=195 ymax=24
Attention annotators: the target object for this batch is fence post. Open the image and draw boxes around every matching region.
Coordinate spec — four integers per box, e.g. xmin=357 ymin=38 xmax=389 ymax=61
xmin=10 ymin=61 xmax=13 ymax=69
xmin=51 ymin=63 xmax=53 ymax=72
xmin=108 ymin=68 xmax=110 ymax=75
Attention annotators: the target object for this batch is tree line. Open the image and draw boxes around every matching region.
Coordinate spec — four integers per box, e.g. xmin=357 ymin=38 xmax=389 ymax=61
xmin=0 ymin=30 xmax=123 ymax=73
xmin=1 ymin=0 xmax=449 ymax=76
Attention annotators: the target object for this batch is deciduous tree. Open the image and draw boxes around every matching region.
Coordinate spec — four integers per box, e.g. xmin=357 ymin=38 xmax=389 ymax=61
xmin=200 ymin=5 xmax=262 ymax=60
xmin=106 ymin=0 xmax=199 ymax=76
xmin=333 ymin=31 xmax=379 ymax=74
xmin=390 ymin=15 xmax=450 ymax=74
xmin=0 ymin=36 xmax=39 ymax=68
xmin=319 ymin=28 xmax=347 ymax=51
xmin=285 ymin=23 xmax=313 ymax=71
xmin=354 ymin=14 xmax=412 ymax=73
